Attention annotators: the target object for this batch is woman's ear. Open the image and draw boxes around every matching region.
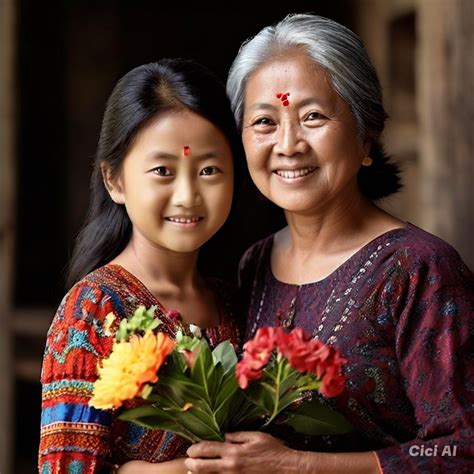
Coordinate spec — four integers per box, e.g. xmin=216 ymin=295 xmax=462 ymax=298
xmin=101 ymin=163 xmax=125 ymax=204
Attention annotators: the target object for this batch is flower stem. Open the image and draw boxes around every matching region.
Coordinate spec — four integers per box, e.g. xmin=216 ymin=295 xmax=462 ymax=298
xmin=262 ymin=358 xmax=284 ymax=428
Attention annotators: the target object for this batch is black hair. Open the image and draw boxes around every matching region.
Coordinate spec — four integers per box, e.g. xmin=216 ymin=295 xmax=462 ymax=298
xmin=67 ymin=59 xmax=244 ymax=287
xmin=358 ymin=140 xmax=402 ymax=200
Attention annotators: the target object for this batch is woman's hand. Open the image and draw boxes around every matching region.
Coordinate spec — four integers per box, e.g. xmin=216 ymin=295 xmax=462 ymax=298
xmin=184 ymin=431 xmax=299 ymax=473
xmin=185 ymin=432 xmax=380 ymax=474
xmin=117 ymin=458 xmax=188 ymax=473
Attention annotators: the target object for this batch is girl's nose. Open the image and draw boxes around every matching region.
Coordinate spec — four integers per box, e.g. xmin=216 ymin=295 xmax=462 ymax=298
xmin=171 ymin=175 xmax=203 ymax=208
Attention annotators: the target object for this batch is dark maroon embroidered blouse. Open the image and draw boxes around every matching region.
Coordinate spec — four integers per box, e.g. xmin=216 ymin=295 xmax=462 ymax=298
xmin=239 ymin=223 xmax=474 ymax=473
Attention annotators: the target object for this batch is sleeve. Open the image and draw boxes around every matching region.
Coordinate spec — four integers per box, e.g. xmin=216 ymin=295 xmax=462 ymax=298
xmin=39 ymin=282 xmax=118 ymax=474
xmin=375 ymin=249 xmax=474 ymax=473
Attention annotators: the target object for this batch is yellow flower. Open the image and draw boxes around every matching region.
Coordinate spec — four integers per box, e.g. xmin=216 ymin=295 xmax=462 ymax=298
xmin=89 ymin=331 xmax=174 ymax=410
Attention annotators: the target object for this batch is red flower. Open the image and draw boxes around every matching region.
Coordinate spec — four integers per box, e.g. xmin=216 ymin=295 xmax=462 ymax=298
xmin=276 ymin=327 xmax=313 ymax=372
xmin=319 ymin=351 xmax=347 ymax=397
xmin=237 ymin=326 xmax=347 ymax=397
xmin=236 ymin=358 xmax=263 ymax=389
xmin=242 ymin=327 xmax=276 ymax=367
xmin=236 ymin=328 xmax=277 ymax=388
xmin=276 ymin=327 xmax=347 ymax=397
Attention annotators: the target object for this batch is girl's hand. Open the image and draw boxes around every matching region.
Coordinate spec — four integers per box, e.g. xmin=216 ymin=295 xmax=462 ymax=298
xmin=185 ymin=431 xmax=298 ymax=473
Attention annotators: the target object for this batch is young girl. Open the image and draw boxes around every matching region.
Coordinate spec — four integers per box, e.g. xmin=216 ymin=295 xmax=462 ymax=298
xmin=39 ymin=59 xmax=243 ymax=474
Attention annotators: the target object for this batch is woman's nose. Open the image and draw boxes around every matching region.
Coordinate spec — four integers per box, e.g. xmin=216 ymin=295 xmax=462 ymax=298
xmin=273 ymin=122 xmax=308 ymax=156
xmin=171 ymin=175 xmax=202 ymax=208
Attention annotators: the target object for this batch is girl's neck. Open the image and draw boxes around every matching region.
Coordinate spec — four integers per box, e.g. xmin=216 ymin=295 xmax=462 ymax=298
xmin=111 ymin=235 xmax=202 ymax=295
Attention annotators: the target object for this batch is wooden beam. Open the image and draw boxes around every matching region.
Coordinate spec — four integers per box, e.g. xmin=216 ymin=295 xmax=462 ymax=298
xmin=0 ymin=0 xmax=16 ymax=472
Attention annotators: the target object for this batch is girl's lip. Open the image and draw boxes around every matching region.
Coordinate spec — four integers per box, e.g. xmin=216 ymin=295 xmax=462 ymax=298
xmin=164 ymin=216 xmax=204 ymax=228
xmin=165 ymin=216 xmax=203 ymax=222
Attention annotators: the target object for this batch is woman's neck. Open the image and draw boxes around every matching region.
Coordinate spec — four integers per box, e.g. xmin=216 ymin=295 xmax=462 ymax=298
xmin=281 ymin=193 xmax=391 ymax=256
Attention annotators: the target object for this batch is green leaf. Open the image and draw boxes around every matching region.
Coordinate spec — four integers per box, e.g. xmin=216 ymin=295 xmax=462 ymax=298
xmin=214 ymin=374 xmax=240 ymax=425
xmin=118 ymin=405 xmax=201 ymax=442
xmin=212 ymin=341 xmax=238 ymax=375
xmin=157 ymin=369 xmax=207 ymax=400
xmin=190 ymin=339 xmax=218 ymax=404
xmin=284 ymin=400 xmax=353 ymax=435
xmin=244 ymin=381 xmax=274 ymax=415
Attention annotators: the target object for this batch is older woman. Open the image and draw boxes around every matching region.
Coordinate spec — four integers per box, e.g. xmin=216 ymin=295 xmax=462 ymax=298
xmin=185 ymin=14 xmax=474 ymax=474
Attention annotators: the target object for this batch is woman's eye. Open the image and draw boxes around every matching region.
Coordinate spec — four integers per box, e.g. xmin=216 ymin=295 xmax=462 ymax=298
xmin=200 ymin=166 xmax=221 ymax=176
xmin=252 ymin=117 xmax=275 ymax=127
xmin=152 ymin=166 xmax=173 ymax=177
xmin=306 ymin=111 xmax=325 ymax=121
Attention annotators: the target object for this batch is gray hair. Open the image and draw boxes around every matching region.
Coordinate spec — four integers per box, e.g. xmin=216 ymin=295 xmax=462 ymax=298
xmin=226 ymin=13 xmax=387 ymax=142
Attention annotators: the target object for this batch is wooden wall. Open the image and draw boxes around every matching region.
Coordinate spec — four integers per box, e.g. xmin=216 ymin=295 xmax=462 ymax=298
xmin=0 ymin=0 xmax=16 ymax=472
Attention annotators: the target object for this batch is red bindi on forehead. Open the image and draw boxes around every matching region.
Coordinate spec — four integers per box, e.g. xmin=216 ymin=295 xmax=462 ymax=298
xmin=183 ymin=146 xmax=190 ymax=156
xmin=276 ymin=92 xmax=290 ymax=107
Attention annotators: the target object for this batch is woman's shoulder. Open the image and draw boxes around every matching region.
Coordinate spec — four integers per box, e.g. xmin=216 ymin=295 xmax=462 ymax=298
xmin=378 ymin=223 xmax=473 ymax=285
xmin=238 ymin=233 xmax=275 ymax=274
xmin=389 ymin=223 xmax=468 ymax=264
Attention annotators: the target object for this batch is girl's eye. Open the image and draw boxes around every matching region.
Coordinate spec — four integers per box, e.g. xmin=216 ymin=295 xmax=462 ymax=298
xmin=152 ymin=166 xmax=173 ymax=177
xmin=200 ymin=166 xmax=221 ymax=176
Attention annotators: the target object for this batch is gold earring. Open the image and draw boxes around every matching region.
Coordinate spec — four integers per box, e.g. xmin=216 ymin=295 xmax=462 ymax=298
xmin=362 ymin=156 xmax=373 ymax=167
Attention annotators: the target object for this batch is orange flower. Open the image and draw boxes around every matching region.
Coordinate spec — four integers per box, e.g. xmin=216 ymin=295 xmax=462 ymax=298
xmin=89 ymin=331 xmax=174 ymax=410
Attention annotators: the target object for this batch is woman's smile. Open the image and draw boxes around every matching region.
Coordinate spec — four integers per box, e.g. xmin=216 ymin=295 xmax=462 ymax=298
xmin=272 ymin=166 xmax=318 ymax=183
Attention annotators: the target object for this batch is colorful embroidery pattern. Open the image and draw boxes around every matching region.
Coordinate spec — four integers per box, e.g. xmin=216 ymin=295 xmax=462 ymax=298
xmin=39 ymin=264 xmax=240 ymax=472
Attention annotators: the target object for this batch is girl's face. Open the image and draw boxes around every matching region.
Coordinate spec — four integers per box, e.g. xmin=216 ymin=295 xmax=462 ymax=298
xmin=106 ymin=110 xmax=234 ymax=253
xmin=242 ymin=53 xmax=368 ymax=215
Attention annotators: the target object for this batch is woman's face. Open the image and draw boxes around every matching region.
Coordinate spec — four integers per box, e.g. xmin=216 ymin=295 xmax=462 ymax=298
xmin=242 ymin=53 xmax=368 ymax=214
xmin=107 ymin=110 xmax=234 ymax=253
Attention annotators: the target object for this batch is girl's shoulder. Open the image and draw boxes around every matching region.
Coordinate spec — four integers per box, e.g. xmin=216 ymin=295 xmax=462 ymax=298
xmin=56 ymin=264 xmax=128 ymax=323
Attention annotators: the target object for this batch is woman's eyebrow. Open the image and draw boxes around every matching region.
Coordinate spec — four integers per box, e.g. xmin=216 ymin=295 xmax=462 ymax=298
xmin=246 ymin=103 xmax=278 ymax=112
xmin=246 ymin=97 xmax=327 ymax=112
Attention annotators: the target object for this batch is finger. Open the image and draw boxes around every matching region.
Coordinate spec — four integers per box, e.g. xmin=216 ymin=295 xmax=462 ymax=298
xmin=187 ymin=440 xmax=229 ymax=458
xmin=224 ymin=431 xmax=261 ymax=443
xmin=185 ymin=457 xmax=234 ymax=473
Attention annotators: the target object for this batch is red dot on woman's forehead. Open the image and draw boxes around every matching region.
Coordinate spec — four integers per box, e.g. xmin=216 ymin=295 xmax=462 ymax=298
xmin=183 ymin=146 xmax=190 ymax=156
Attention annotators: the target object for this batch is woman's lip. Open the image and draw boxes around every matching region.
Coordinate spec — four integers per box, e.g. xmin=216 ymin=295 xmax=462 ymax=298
xmin=272 ymin=167 xmax=317 ymax=181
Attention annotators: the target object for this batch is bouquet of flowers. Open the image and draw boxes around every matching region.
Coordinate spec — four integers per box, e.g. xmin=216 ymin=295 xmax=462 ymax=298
xmin=89 ymin=306 xmax=351 ymax=442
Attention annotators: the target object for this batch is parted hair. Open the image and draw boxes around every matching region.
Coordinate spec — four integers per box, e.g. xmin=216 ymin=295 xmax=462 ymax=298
xmin=226 ymin=13 xmax=401 ymax=200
